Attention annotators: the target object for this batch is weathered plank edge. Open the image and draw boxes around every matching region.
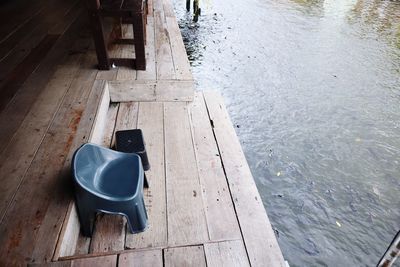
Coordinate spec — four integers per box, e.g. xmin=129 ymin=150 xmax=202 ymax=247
xmin=53 ymin=81 xmax=111 ymax=260
xmin=202 ymin=90 xmax=286 ymax=267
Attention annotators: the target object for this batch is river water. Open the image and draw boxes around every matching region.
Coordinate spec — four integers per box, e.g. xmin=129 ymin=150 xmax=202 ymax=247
xmin=173 ymin=0 xmax=400 ymax=266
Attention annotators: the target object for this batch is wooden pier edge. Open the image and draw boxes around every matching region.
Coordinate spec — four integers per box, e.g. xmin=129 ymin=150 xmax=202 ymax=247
xmin=200 ymin=91 xmax=286 ymax=266
xmin=53 ymin=82 xmax=286 ymax=266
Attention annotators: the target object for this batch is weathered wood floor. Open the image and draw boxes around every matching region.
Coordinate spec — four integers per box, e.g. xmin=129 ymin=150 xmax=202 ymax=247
xmin=0 ymin=0 xmax=285 ymax=266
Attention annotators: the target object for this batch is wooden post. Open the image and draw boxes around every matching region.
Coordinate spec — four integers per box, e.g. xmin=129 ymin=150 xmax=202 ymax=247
xmin=133 ymin=14 xmax=146 ymax=70
xmin=85 ymin=0 xmax=110 ymax=70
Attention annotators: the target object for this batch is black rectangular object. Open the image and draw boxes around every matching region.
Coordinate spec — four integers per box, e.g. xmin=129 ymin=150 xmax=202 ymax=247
xmin=115 ymin=129 xmax=150 ymax=171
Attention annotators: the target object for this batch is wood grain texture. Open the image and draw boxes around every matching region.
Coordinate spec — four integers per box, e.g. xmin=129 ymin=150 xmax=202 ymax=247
xmin=88 ymin=90 xmax=126 ymax=254
xmin=0 ymin=53 xmax=100 ymax=265
xmin=108 ymin=80 xmax=193 ymax=102
xmin=204 ymin=240 xmax=250 ymax=267
xmin=164 ymin=102 xmax=208 ymax=246
xmin=136 ymin=17 xmax=157 ymax=81
xmin=164 ymin=246 xmax=207 ymax=267
xmin=29 ymin=65 xmax=103 ymax=264
xmin=0 ymin=15 xmax=91 ymax=156
xmin=203 ymin=91 xmax=286 ymax=267
xmin=37 ymin=81 xmax=105 ymax=262
xmin=156 ymin=80 xmax=194 ymax=101
xmin=165 ymin=17 xmax=192 ymax=80
xmin=29 ymin=254 xmax=117 ymax=267
xmin=154 ymin=6 xmax=175 ymax=80
xmin=0 ymin=54 xmax=82 ymax=222
xmin=108 ymin=80 xmax=156 ymax=102
xmin=114 ymin=102 xmax=139 ymax=130
xmin=89 ymin=214 xmax=126 ymax=253
xmin=119 ymin=249 xmax=163 ymax=266
xmin=125 ymin=102 xmax=167 ymax=249
xmin=190 ymin=92 xmax=241 ymax=241
xmin=54 ymin=203 xmax=81 ymax=259
xmin=0 ymin=0 xmax=78 ymax=87
xmin=0 ymin=34 xmax=60 ymax=112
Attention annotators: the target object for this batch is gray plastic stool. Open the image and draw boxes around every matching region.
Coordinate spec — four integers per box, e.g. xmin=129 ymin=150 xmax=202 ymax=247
xmin=72 ymin=143 xmax=148 ymax=237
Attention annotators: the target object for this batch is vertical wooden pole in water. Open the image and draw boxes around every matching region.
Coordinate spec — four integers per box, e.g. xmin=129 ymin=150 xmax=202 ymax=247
xmin=186 ymin=0 xmax=190 ymax=11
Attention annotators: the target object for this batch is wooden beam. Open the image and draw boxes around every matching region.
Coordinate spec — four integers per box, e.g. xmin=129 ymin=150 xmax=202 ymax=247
xmin=203 ymin=91 xmax=286 ymax=267
xmin=119 ymin=249 xmax=163 ymax=266
xmin=204 ymin=240 xmax=250 ymax=267
xmin=164 ymin=102 xmax=208 ymax=246
xmin=164 ymin=246 xmax=207 ymax=267
xmin=125 ymin=102 xmax=167 ymax=249
xmin=190 ymin=92 xmax=241 ymax=241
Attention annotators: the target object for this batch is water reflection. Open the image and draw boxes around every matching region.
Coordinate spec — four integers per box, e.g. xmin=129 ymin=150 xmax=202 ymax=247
xmin=174 ymin=0 xmax=400 ymax=266
xmin=289 ymin=0 xmax=325 ymax=16
xmin=349 ymin=0 xmax=400 ymax=48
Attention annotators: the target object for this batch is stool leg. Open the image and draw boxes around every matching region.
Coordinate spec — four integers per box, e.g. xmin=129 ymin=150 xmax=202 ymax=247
xmin=144 ymin=172 xmax=149 ymax=188
xmin=87 ymin=10 xmax=110 ymax=70
xmin=124 ymin=202 xmax=147 ymax=234
xmin=76 ymin=204 xmax=95 ymax=237
xmin=132 ymin=14 xmax=146 ymax=70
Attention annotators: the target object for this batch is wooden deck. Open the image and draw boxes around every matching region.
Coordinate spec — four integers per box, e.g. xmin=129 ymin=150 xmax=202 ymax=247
xmin=0 ymin=0 xmax=285 ymax=266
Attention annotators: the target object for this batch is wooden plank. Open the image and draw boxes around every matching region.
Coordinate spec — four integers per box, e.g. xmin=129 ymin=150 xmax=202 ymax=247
xmin=189 ymin=92 xmax=241 ymax=241
xmin=162 ymin=0 xmax=175 ymax=18
xmin=101 ymin=103 xmax=119 ymax=147
xmin=115 ymin=24 xmax=137 ymax=80
xmin=72 ymin=255 xmax=117 ymax=267
xmin=53 ymin=83 xmax=111 ymax=260
xmin=154 ymin=8 xmax=175 ymax=80
xmin=89 ymin=214 xmax=126 ymax=253
xmin=108 ymin=80 xmax=193 ymax=102
xmin=164 ymin=102 xmax=208 ymax=246
xmin=0 ymin=34 xmax=60 ymax=112
xmin=112 ymin=101 xmax=139 ymax=149
xmin=0 ymin=54 xmax=99 ymax=266
xmin=48 ymin=3 xmax=82 ymax=35
xmin=85 ymin=101 xmax=139 ymax=254
xmin=156 ymin=80 xmax=194 ymax=101
xmin=0 ymin=0 xmax=49 ymax=48
xmin=114 ymin=102 xmax=139 ymax=131
xmin=0 ymin=0 xmax=78 ymax=84
xmin=119 ymin=249 xmax=163 ymax=266
xmin=115 ymin=44 xmax=137 ymax=80
xmin=164 ymin=246 xmax=207 ymax=267
xmin=165 ymin=17 xmax=192 ymax=80
xmin=203 ymin=91 xmax=286 ymax=267
xmin=108 ymin=80 xmax=156 ymax=102
xmin=53 ymin=203 xmax=82 ymax=258
xmin=0 ymin=14 xmax=91 ymax=156
xmin=125 ymin=102 xmax=167 ymax=249
xmin=204 ymin=240 xmax=250 ymax=267
xmin=0 ymin=0 xmax=62 ymax=60
xmin=0 ymin=54 xmax=82 ymax=221
xmin=29 ymin=62 xmax=102 ymax=264
xmin=0 ymin=0 xmax=48 ymax=42
xmin=29 ymin=254 xmax=117 ymax=267
xmin=136 ymin=17 xmax=157 ymax=81
xmin=147 ymin=0 xmax=154 ymax=16
xmin=89 ymin=97 xmax=126 ymax=254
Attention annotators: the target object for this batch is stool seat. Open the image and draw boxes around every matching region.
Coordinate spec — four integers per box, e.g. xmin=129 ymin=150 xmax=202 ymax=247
xmin=72 ymin=143 xmax=148 ymax=237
